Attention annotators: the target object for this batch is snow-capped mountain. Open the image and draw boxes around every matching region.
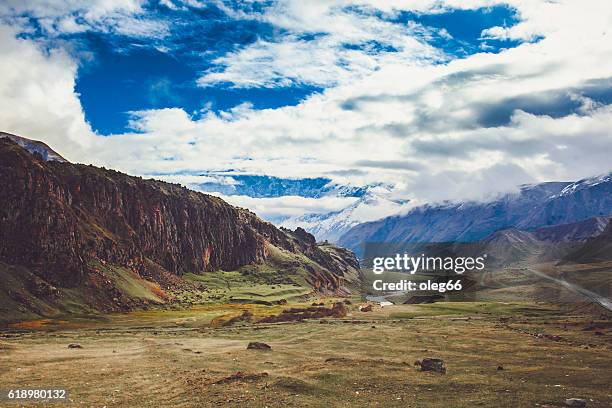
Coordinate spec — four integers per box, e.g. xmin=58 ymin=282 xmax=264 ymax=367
xmin=338 ymin=172 xmax=612 ymax=255
xmin=195 ymin=174 xmax=367 ymax=198
xmin=551 ymin=173 xmax=612 ymax=198
xmin=281 ymin=186 xmax=410 ymax=242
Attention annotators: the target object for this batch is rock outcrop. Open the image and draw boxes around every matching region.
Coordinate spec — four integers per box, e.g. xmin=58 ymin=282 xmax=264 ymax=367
xmin=0 ymin=137 xmax=359 ymax=316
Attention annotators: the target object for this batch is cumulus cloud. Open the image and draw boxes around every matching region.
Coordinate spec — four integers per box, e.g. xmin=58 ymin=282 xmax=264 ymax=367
xmin=0 ymin=0 xmax=611 ymax=222
xmin=0 ymin=25 xmax=94 ymax=160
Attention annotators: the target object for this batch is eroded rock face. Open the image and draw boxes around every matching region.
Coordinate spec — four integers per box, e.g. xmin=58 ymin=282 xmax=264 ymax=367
xmin=0 ymin=138 xmax=358 ymax=301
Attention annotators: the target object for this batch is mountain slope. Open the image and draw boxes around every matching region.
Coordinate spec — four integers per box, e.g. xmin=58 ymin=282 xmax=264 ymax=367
xmin=339 ymin=177 xmax=612 ymax=255
xmin=0 ymin=137 xmax=359 ymax=322
xmin=533 ymin=216 xmax=611 ymax=243
xmin=562 ymin=220 xmax=612 ymax=263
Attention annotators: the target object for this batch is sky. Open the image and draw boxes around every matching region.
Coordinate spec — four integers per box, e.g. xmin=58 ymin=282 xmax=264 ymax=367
xmin=1 ymin=0 xmax=612 ymax=222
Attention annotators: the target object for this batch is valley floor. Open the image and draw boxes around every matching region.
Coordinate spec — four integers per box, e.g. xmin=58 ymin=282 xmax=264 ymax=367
xmin=0 ymin=302 xmax=611 ymax=407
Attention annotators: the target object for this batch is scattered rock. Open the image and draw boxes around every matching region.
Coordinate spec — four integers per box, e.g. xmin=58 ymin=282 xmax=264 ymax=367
xmin=359 ymin=304 xmax=373 ymax=312
xmin=594 ymin=331 xmax=604 ymax=336
xmin=68 ymin=343 xmax=82 ymax=349
xmin=276 ymin=299 xmax=288 ymax=305
xmin=416 ymin=358 xmax=446 ymax=374
xmin=343 ymin=299 xmax=352 ymax=305
xmin=497 ymin=365 xmax=504 ymax=371
xmin=247 ymin=342 xmax=271 ymax=350
xmin=564 ymin=398 xmax=587 ymax=407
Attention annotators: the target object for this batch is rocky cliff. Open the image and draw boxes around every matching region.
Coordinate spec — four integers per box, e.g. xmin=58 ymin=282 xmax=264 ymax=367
xmin=0 ymin=137 xmax=359 ymax=321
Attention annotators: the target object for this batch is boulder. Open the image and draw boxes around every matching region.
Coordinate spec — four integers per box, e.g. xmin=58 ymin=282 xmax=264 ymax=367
xmin=565 ymin=398 xmax=587 ymax=408
xmin=416 ymin=358 xmax=446 ymax=374
xmin=247 ymin=342 xmax=271 ymax=350
xmin=359 ymin=304 xmax=373 ymax=312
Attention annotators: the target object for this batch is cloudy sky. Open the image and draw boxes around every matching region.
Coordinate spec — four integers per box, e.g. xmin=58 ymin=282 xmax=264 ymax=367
xmin=1 ymin=0 xmax=612 ymax=221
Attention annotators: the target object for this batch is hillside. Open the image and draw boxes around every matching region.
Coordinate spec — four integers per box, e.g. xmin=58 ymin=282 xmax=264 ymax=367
xmin=0 ymin=137 xmax=359 ymax=323
xmin=562 ymin=221 xmax=612 ymax=263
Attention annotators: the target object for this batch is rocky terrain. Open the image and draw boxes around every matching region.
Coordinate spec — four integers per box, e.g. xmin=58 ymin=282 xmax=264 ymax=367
xmin=0 ymin=137 xmax=359 ymax=322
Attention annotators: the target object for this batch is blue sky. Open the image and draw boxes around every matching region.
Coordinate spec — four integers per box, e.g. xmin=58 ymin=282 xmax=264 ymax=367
xmin=1 ymin=0 xmax=611 ymax=224
xmin=14 ymin=1 xmax=524 ymax=134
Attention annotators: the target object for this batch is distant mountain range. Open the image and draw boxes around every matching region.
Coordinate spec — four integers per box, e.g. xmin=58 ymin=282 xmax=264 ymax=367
xmin=281 ymin=187 xmax=410 ymax=242
xmin=195 ymin=174 xmax=367 ymax=198
xmin=339 ymin=174 xmax=612 ymax=256
xmin=191 ymin=172 xmax=411 ymax=242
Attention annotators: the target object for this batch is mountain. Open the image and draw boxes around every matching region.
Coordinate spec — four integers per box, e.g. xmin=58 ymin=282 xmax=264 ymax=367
xmin=0 ymin=131 xmax=66 ymax=162
xmin=195 ymin=174 xmax=367 ymax=198
xmin=339 ymin=176 xmax=612 ymax=255
xmin=0 ymin=137 xmax=359 ymax=322
xmin=477 ymin=228 xmax=557 ymax=266
xmin=281 ymin=187 xmax=410 ymax=243
xmin=520 ymin=174 xmax=612 ymax=227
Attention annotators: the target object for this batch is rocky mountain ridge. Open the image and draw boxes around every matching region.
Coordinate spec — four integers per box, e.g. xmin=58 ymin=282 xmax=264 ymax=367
xmin=0 ymin=137 xmax=359 ymax=321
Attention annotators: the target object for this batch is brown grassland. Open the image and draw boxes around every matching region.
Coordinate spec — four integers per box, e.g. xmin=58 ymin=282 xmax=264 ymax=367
xmin=1 ymin=300 xmax=610 ymax=407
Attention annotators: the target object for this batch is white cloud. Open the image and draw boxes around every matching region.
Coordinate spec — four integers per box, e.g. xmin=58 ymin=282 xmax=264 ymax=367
xmin=0 ymin=0 xmax=167 ymax=38
xmin=208 ymin=194 xmax=358 ymax=222
xmin=198 ymin=1 xmax=445 ymax=88
xmin=0 ymin=0 xmax=611 ymax=223
xmin=0 ymin=25 xmax=94 ymax=160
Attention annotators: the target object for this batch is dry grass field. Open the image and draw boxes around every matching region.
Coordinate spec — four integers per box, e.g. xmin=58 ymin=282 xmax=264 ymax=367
xmin=1 ymin=302 xmax=610 ymax=407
